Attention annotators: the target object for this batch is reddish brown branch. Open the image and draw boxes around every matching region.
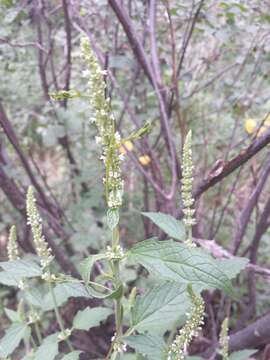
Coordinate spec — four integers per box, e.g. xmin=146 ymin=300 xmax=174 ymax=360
xmin=229 ymin=312 xmax=270 ymax=352
xmin=232 ymin=153 xmax=270 ymax=254
xmin=0 ymin=165 xmax=78 ymax=276
xmin=108 ymin=0 xmax=178 ymax=199
xmin=0 ymin=102 xmax=57 ymax=216
xmin=194 ymin=129 xmax=270 ymax=198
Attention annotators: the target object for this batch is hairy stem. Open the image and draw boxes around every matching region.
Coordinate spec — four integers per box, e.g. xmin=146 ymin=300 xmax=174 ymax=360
xmin=112 ymin=226 xmax=122 ymax=336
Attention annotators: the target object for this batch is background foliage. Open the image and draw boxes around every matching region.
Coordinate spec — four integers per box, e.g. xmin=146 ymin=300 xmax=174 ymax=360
xmin=1 ymin=0 xmax=270 ymax=359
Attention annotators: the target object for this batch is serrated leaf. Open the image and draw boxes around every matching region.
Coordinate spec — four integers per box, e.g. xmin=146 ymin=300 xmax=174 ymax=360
xmin=0 ymin=259 xmax=42 ymax=278
xmin=61 ymin=351 xmax=82 ymax=360
xmin=33 ymin=333 xmax=59 ymax=360
xmin=56 ymin=282 xmax=90 ymax=298
xmin=132 ymin=281 xmax=190 ymax=334
xmin=42 ymin=282 xmax=91 ymax=311
xmin=217 ymin=257 xmax=249 ymax=279
xmin=124 ymin=334 xmax=167 ymax=360
xmin=142 ymin=212 xmax=185 ymax=241
xmin=0 ymin=323 xmax=29 ymax=357
xmin=107 ymin=208 xmax=119 ymax=230
xmin=73 ymin=307 xmax=113 ymax=330
xmin=229 ymin=349 xmax=257 ymax=360
xmin=128 ymin=239 xmax=233 ymax=294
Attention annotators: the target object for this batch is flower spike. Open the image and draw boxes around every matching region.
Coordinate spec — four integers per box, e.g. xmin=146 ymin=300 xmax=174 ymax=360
xmin=26 ymin=186 xmax=53 ymax=268
xmin=181 ymin=130 xmax=196 ymax=247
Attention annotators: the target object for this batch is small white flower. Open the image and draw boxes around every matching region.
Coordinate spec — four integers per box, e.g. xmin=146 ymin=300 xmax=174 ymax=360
xmin=58 ymin=328 xmax=72 ymax=341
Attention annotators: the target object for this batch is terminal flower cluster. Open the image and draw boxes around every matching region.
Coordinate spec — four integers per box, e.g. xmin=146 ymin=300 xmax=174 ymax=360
xmin=81 ymin=37 xmax=123 ymax=209
xmin=111 ymin=333 xmax=127 ymax=353
xmin=106 ymin=245 xmax=124 ymax=260
xmin=168 ymin=286 xmax=204 ymax=360
xmin=219 ymin=317 xmax=229 ymax=359
xmin=7 ymin=225 xmax=19 ymax=261
xmin=181 ymin=131 xmax=196 ymax=246
xmin=26 ymin=186 xmax=53 ymax=268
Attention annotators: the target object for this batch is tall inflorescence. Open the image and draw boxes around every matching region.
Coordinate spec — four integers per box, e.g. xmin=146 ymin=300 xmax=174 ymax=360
xmin=219 ymin=317 xmax=229 ymax=359
xmin=7 ymin=225 xmax=19 ymax=261
xmin=168 ymin=286 xmax=205 ymax=360
xmin=181 ymin=130 xmax=196 ymax=247
xmin=80 ymin=37 xmax=123 ymax=209
xmin=26 ymin=186 xmax=53 ymax=268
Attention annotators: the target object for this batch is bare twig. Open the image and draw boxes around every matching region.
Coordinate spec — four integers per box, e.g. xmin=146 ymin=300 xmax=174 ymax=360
xmin=194 ymin=127 xmax=270 ymax=198
xmin=0 ymin=37 xmax=47 ymax=52
xmin=232 ymin=153 xmax=270 ymax=254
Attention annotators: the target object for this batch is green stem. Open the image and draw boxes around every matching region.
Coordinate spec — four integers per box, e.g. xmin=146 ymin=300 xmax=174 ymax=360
xmin=112 ymin=226 xmax=122 ymax=335
xmin=28 ymin=301 xmax=42 ymax=345
xmin=48 ymin=271 xmax=74 ymax=352
xmin=34 ymin=322 xmax=42 ymax=345
xmin=167 ymin=321 xmax=178 ymax=345
xmin=123 ymin=327 xmax=135 ymax=337
xmin=111 ymin=352 xmax=119 ymax=360
xmin=30 ymin=335 xmax=37 ymax=349
xmin=185 ymin=226 xmax=193 ymax=247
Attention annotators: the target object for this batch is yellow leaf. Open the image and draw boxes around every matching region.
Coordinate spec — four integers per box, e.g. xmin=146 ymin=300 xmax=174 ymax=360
xmin=119 ymin=140 xmax=134 ymax=154
xmin=244 ymin=118 xmax=256 ymax=134
xmin=139 ymin=155 xmax=151 ymax=166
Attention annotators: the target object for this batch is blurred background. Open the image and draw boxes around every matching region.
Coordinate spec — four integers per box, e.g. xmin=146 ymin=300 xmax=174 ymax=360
xmin=1 ymin=0 xmax=270 ymax=358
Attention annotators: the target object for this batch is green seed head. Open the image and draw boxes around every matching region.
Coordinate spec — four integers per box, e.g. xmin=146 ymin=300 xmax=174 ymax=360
xmin=181 ymin=131 xmax=196 ymax=247
xmin=81 ymin=36 xmax=124 ymax=209
xmin=26 ymin=186 xmax=53 ymax=268
xmin=7 ymin=225 xmax=19 ymax=261
xmin=168 ymin=285 xmax=204 ymax=360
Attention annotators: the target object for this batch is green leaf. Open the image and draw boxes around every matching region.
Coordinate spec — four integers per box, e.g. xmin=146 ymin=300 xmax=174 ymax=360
xmin=107 ymin=208 xmax=119 ymax=230
xmin=229 ymin=349 xmax=257 ymax=360
xmin=25 ymin=287 xmax=44 ymax=308
xmin=4 ymin=308 xmax=20 ymax=323
xmin=0 ymin=323 xmax=29 ymax=357
xmin=142 ymin=212 xmax=185 ymax=241
xmin=79 ymin=255 xmax=121 ymax=299
xmin=73 ymin=307 xmax=113 ymax=330
xmin=119 ymin=355 xmax=137 ymax=360
xmin=0 ymin=271 xmax=21 ymax=286
xmin=0 ymin=259 xmax=42 ymax=278
xmin=42 ymin=282 xmax=91 ymax=311
xmin=128 ymin=239 xmax=233 ymax=294
xmin=79 ymin=254 xmax=106 ymax=284
xmin=124 ymin=334 xmax=167 ymax=360
xmin=33 ymin=333 xmax=59 ymax=360
xmin=131 ymin=281 xmax=190 ymax=334
xmin=86 ymin=283 xmax=123 ymax=300
xmin=61 ymin=351 xmax=82 ymax=360
xmin=217 ymin=257 xmax=249 ymax=279
xmin=55 ymin=282 xmax=91 ymax=298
